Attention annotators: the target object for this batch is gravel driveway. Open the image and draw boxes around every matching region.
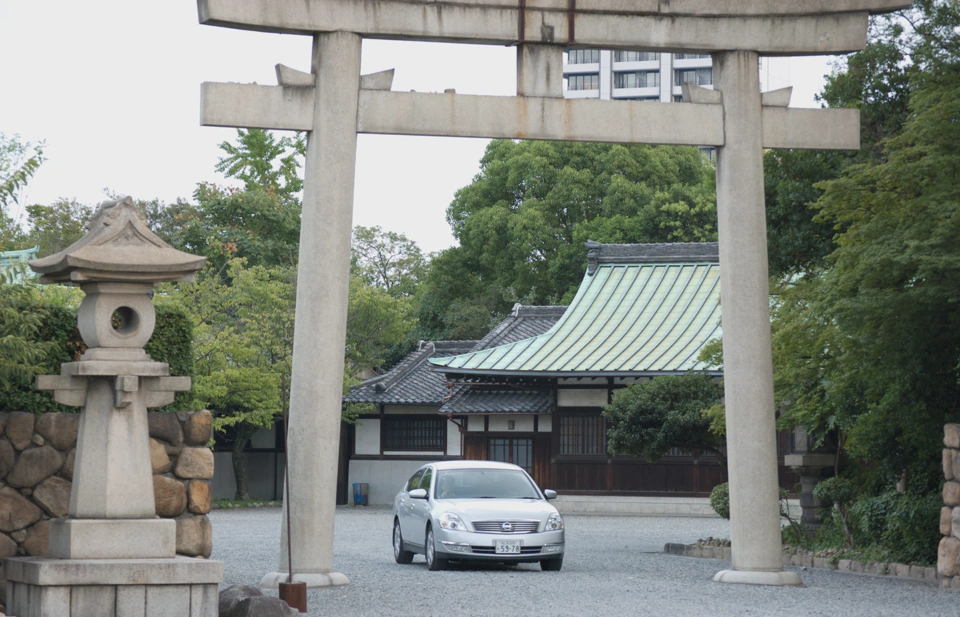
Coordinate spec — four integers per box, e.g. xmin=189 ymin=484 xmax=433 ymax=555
xmin=210 ymin=506 xmax=954 ymax=617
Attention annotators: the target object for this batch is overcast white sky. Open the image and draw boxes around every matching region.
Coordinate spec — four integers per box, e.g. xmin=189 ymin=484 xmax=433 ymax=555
xmin=0 ymin=1 xmax=837 ymax=253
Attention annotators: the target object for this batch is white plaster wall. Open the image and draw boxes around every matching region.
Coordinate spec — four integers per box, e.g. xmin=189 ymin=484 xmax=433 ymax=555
xmin=354 ymin=418 xmax=380 ymax=455
xmin=557 ymin=389 xmax=609 ymax=407
xmin=446 ymin=420 xmax=461 ymax=456
xmin=538 ymin=415 xmax=552 ymax=432
xmin=488 ymin=415 xmax=534 ymax=432
xmin=348 ymin=459 xmax=431 ymax=506
xmin=467 ymin=415 xmax=484 ymax=432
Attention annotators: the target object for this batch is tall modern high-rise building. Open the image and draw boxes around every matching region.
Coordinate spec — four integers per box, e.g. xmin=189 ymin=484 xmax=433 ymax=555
xmin=563 ymin=49 xmax=714 ymax=102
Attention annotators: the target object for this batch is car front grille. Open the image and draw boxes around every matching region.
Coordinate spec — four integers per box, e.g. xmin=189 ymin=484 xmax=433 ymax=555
xmin=470 ymin=546 xmax=543 ymax=555
xmin=472 ymin=520 xmax=540 ymax=534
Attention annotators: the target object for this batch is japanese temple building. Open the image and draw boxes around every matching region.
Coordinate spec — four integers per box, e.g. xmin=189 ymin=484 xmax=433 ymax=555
xmin=343 ymin=242 xmax=797 ymax=508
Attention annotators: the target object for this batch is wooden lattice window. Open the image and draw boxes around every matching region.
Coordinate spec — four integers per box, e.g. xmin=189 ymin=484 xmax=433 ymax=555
xmin=560 ymin=415 xmax=607 ymax=455
xmin=383 ymin=416 xmax=445 ymax=451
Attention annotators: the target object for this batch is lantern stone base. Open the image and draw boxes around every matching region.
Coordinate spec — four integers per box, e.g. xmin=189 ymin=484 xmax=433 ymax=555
xmin=5 ymin=556 xmax=223 ymax=617
xmin=49 ymin=518 xmax=176 ymax=560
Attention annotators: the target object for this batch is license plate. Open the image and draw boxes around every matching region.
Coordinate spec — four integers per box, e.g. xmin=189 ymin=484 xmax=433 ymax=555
xmin=495 ymin=540 xmax=521 ymax=554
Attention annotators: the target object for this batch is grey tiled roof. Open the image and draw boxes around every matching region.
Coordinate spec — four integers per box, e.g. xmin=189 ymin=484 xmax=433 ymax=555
xmin=343 ymin=340 xmax=477 ymax=405
xmin=586 ymin=240 xmax=719 ymax=274
xmin=439 ymin=388 xmax=552 ymax=414
xmin=471 ymin=304 xmax=567 ymax=351
xmin=343 ymin=305 xmax=565 ymax=407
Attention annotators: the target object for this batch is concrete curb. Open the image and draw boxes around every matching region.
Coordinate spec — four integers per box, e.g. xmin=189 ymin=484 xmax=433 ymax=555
xmin=663 ymin=542 xmax=943 ymax=585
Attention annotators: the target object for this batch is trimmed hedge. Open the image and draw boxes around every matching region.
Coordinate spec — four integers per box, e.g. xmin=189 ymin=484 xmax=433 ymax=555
xmin=0 ymin=291 xmax=194 ymax=414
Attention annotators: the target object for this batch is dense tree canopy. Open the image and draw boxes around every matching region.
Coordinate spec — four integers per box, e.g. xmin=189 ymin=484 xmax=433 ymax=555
xmin=772 ymin=0 xmax=960 ymax=494
xmin=603 ymin=373 xmax=725 ymax=463
xmin=419 ymin=141 xmax=717 ymax=338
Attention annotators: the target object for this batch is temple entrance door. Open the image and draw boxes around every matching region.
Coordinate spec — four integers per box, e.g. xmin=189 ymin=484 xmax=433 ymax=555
xmin=489 ymin=438 xmax=533 ymax=472
xmin=464 ymin=435 xmax=551 ymax=490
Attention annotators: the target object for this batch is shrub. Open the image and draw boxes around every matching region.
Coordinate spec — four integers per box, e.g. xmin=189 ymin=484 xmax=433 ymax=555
xmin=710 ymin=482 xmax=730 ymax=519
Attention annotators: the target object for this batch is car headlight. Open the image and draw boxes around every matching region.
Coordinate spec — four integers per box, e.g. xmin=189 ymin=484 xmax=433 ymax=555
xmin=545 ymin=513 xmax=564 ymax=531
xmin=438 ymin=512 xmax=468 ymax=531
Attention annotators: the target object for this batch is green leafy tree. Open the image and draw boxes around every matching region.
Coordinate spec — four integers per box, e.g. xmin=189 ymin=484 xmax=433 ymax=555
xmin=351 ymin=226 xmax=426 ymax=299
xmin=603 ymin=373 xmax=725 ymax=462
xmin=0 ymin=134 xmax=44 ymax=250
xmin=24 ymin=199 xmax=94 ymax=257
xmin=420 ymin=140 xmax=717 ymax=338
xmin=773 ymin=0 xmax=960 ymax=495
xmin=216 ymin=129 xmax=305 ymax=199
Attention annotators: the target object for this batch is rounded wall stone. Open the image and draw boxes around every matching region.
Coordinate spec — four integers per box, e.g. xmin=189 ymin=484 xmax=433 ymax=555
xmin=148 ymin=413 xmax=183 ymax=446
xmin=951 ymin=453 xmax=960 ymax=485
xmin=5 ymin=412 xmax=35 ymax=451
xmin=61 ymin=448 xmax=76 ymax=481
xmin=153 ymin=476 xmax=187 ymax=518
xmin=22 ymin=520 xmax=49 ymax=557
xmin=939 ymin=536 xmax=960 ymax=578
xmin=183 ymin=410 xmax=213 ymax=446
xmin=947 ymin=424 xmax=960 ymax=449
xmin=33 ymin=476 xmax=72 ymax=519
xmin=176 ymin=514 xmax=212 ymax=557
xmin=952 ymin=508 xmax=960 ymax=541
xmin=943 ymin=507 xmax=954 ymax=537
xmin=946 ymin=449 xmax=956 ymax=481
xmin=175 ymin=448 xmax=214 ymax=480
xmin=0 ymin=533 xmax=17 ymax=560
xmin=944 ymin=481 xmax=960 ymax=507
xmin=34 ymin=413 xmax=80 ymax=452
xmin=0 ymin=439 xmax=15 ymax=479
xmin=150 ymin=439 xmax=172 ymax=474
xmin=187 ymin=480 xmax=212 ymax=515
xmin=0 ymin=487 xmax=42 ymax=532
xmin=6 ymin=446 xmax=63 ymax=488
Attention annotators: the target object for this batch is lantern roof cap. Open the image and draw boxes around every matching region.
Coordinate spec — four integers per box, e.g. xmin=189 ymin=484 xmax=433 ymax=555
xmin=29 ymin=196 xmax=206 ymax=284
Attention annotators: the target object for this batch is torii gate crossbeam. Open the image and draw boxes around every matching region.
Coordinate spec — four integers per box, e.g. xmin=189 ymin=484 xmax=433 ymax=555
xmin=196 ymin=0 xmax=910 ymax=590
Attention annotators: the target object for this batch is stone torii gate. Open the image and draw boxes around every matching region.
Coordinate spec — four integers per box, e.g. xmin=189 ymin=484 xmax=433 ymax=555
xmin=197 ymin=0 xmax=909 ymax=588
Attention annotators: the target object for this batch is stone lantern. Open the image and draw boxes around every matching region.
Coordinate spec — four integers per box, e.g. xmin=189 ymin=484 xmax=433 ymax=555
xmin=5 ymin=197 xmax=223 ymax=617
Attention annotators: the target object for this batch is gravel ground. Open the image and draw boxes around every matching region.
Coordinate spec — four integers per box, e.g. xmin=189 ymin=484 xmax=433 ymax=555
xmin=210 ymin=506 xmax=955 ymax=617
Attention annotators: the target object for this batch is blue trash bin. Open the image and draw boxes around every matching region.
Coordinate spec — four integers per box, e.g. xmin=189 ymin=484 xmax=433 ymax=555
xmin=352 ymin=482 xmax=369 ymax=506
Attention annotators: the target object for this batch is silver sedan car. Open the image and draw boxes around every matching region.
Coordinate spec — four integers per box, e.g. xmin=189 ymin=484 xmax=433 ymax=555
xmin=392 ymin=461 xmax=565 ymax=571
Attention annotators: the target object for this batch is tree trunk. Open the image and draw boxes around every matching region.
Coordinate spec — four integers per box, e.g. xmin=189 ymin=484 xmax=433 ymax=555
xmin=232 ymin=423 xmax=258 ymax=501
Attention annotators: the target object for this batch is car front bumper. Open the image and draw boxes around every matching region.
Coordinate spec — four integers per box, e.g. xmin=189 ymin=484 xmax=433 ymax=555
xmin=433 ymin=528 xmax=565 ymax=562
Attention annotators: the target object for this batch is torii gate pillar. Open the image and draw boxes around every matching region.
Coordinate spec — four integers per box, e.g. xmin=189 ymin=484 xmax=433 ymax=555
xmin=260 ymin=32 xmax=361 ymax=589
xmin=712 ymin=51 xmax=800 ymax=586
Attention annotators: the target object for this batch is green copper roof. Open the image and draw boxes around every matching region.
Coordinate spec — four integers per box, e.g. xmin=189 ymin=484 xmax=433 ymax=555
xmin=430 ymin=243 xmax=722 ymax=377
xmin=0 ymin=246 xmax=39 ymax=283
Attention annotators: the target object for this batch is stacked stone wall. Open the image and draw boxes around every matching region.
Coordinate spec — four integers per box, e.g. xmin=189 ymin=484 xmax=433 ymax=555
xmin=939 ymin=424 xmax=960 ymax=588
xmin=0 ymin=410 xmax=214 ymax=602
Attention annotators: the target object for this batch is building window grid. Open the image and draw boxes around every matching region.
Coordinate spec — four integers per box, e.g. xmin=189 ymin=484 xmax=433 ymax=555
xmin=675 ymin=68 xmax=713 ymax=87
xmin=384 ymin=417 xmax=445 ymax=451
xmin=560 ymin=415 xmax=607 ymax=455
xmin=566 ymin=49 xmax=600 ymax=64
xmin=566 ymin=74 xmax=599 ymax=91
xmin=614 ymin=51 xmax=660 ymax=63
xmin=675 ymin=53 xmax=712 ymax=60
xmin=614 ymin=71 xmax=660 ymax=89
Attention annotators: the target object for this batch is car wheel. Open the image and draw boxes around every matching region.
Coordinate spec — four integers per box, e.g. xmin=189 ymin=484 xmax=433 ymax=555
xmin=540 ymin=557 xmax=563 ymax=571
xmin=393 ymin=519 xmax=414 ymax=564
xmin=425 ymin=526 xmax=446 ymax=571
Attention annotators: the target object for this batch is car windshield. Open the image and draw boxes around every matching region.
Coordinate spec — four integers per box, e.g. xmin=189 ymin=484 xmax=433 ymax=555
xmin=435 ymin=469 xmax=541 ymax=500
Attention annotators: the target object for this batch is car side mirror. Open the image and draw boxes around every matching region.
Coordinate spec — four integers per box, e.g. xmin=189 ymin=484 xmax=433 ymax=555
xmin=543 ymin=489 xmax=557 ymax=500
xmin=409 ymin=488 xmax=428 ymax=500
